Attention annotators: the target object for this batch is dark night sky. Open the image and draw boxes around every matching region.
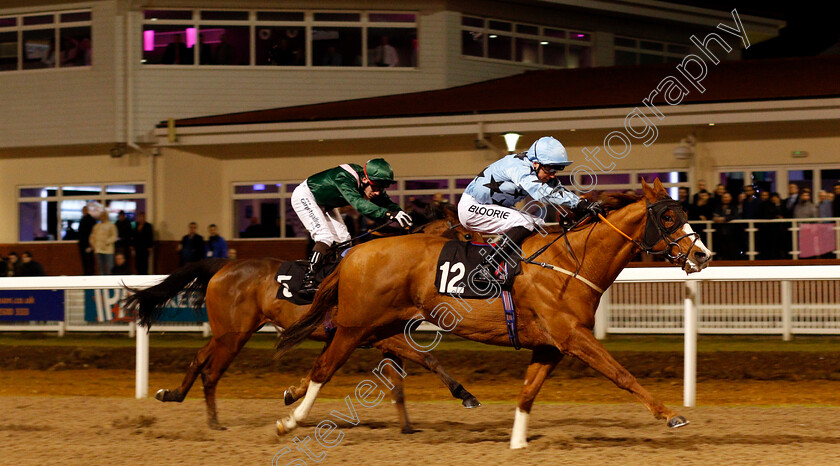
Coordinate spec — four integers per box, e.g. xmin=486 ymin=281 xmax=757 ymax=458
xmin=660 ymin=1 xmax=838 ymax=58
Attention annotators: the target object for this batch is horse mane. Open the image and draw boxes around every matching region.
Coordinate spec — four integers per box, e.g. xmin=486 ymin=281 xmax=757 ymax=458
xmin=599 ymin=192 xmax=642 ymax=211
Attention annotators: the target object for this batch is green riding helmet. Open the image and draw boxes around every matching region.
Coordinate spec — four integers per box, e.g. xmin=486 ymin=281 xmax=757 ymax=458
xmin=364 ymin=158 xmax=396 ymax=189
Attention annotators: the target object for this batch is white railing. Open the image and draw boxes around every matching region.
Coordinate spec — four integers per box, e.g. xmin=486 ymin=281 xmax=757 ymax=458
xmin=3 ymin=266 xmax=840 ymax=406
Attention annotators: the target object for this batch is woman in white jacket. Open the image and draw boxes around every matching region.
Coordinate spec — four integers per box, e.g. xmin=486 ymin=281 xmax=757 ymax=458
xmin=89 ymin=211 xmax=118 ymax=275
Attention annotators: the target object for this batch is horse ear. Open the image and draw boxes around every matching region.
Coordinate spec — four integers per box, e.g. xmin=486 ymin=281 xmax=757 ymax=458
xmin=642 ymin=178 xmax=657 ymax=203
xmin=653 ymin=178 xmax=665 ymax=194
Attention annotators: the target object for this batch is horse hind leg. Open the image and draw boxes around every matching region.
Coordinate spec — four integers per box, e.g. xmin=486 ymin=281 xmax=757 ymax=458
xmin=155 ymin=338 xmax=216 ymax=403
xmin=284 ymin=376 xmax=311 ymax=406
xmin=510 ymin=346 xmax=563 ymax=449
xmin=561 ymin=326 xmax=687 ymax=428
xmin=277 ymin=326 xmax=366 ymax=436
xmin=374 ymin=336 xmax=480 ymax=408
xmin=199 ymin=332 xmax=253 ymax=430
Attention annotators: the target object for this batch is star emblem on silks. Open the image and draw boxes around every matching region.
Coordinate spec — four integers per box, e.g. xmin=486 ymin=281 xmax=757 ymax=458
xmin=514 ymin=152 xmax=529 ymax=160
xmin=483 ymin=175 xmax=504 ymax=197
xmin=476 ymin=168 xmax=486 ymax=178
xmin=491 ymin=197 xmax=508 ymax=206
xmin=513 ymin=186 xmax=527 ymax=198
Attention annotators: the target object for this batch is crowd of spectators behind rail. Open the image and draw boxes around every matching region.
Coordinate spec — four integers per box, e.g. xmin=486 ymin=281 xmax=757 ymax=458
xmin=3 ymin=183 xmax=840 ymax=276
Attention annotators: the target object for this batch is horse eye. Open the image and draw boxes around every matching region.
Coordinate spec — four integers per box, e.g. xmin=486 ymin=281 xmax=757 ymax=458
xmin=464 ymin=234 xmax=472 ymax=240
xmin=663 ymin=215 xmax=672 ymax=222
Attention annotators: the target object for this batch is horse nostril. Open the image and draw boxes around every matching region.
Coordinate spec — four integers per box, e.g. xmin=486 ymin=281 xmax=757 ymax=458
xmin=694 ymin=250 xmax=708 ymax=262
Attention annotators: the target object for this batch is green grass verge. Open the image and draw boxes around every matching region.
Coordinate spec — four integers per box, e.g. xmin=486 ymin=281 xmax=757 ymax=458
xmin=1 ymin=332 xmax=839 ymax=352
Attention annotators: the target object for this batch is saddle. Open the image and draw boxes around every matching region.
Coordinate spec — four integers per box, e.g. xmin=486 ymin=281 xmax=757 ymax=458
xmin=434 ymin=240 xmax=522 ymax=299
xmin=275 ymin=259 xmax=339 ymax=305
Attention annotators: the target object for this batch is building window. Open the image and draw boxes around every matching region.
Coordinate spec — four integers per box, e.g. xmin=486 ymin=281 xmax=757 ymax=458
xmin=141 ymin=10 xmax=417 ymax=68
xmin=614 ymin=36 xmax=691 ymax=66
xmin=17 ymin=184 xmax=145 ymax=242
xmin=0 ymin=9 xmax=91 ymax=72
xmin=461 ymin=15 xmax=591 ymax=68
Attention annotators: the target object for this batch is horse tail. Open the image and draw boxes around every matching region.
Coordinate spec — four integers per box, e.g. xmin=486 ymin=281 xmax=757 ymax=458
xmin=122 ymin=259 xmax=230 ymax=328
xmin=275 ymin=264 xmax=341 ymax=358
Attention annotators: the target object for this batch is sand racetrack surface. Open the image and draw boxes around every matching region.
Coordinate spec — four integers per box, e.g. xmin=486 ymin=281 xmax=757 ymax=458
xmin=2 ymin=341 xmax=840 ymax=464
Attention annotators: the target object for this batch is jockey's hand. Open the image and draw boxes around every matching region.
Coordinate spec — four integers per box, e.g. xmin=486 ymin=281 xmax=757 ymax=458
xmin=387 ymin=210 xmax=413 ymax=228
xmin=577 ymin=199 xmax=606 ymax=219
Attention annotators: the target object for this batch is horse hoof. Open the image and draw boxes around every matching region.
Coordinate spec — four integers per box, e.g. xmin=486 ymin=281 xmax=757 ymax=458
xmin=284 ymin=389 xmax=296 ymax=406
xmin=209 ymin=423 xmax=227 ymax=431
xmin=668 ymin=416 xmax=689 ymax=428
xmin=401 ymin=427 xmax=419 ymax=435
xmin=276 ymin=417 xmax=295 ymax=436
xmin=155 ymin=389 xmax=169 ymax=402
xmin=462 ymin=396 xmax=481 ymax=409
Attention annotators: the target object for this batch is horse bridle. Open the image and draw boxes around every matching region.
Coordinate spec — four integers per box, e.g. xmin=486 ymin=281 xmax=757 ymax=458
xmin=601 ymin=198 xmax=700 ymax=266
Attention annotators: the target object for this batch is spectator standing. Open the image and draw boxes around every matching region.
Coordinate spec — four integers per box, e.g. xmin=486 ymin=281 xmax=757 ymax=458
xmin=818 ymin=190 xmax=833 ymax=218
xmin=162 ymin=34 xmax=191 ymax=64
xmin=692 ymin=180 xmax=710 ymax=205
xmin=372 ymin=35 xmax=399 ymax=67
xmin=17 ymin=251 xmax=45 ymax=276
xmin=114 ymin=210 xmax=133 ymax=254
xmin=689 ymin=191 xmax=713 ymax=221
xmin=77 ymin=206 xmax=96 ymax=275
xmin=132 ymin=212 xmax=154 ymax=274
xmin=712 ymin=192 xmax=741 ymax=260
xmin=5 ymin=252 xmax=21 ymax=276
xmin=178 ymin=222 xmax=205 ymax=265
xmin=213 ymin=33 xmax=236 ymax=65
xmin=740 ymin=185 xmax=762 ymax=220
xmin=89 ymin=211 xmax=118 ymax=275
xmin=784 ymin=183 xmax=800 ymax=217
xmin=242 ymin=216 xmax=267 ymax=238
xmin=677 ymin=187 xmax=691 ymax=215
xmin=111 ymin=252 xmax=132 ymax=274
xmin=205 ymin=224 xmax=229 ymax=259
xmin=832 ymin=183 xmax=840 ymax=217
xmin=710 ymin=183 xmax=726 ymax=212
xmin=0 ymin=254 xmax=7 ymax=276
xmin=793 ymin=191 xmax=817 ymax=219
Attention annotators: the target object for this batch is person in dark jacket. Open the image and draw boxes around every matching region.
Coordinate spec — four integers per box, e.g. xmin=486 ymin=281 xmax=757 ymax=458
xmin=110 ymin=252 xmax=132 ymax=274
xmin=205 ymin=224 xmax=228 ymax=258
xmin=114 ymin=210 xmax=133 ymax=255
xmin=77 ymin=206 xmax=96 ymax=275
xmin=18 ymin=251 xmax=45 ymax=276
xmin=177 ymin=222 xmax=205 ymax=266
xmin=132 ymin=212 xmax=154 ymax=274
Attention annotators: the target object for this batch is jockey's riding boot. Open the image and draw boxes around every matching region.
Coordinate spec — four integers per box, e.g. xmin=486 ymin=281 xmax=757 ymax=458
xmin=475 ymin=226 xmax=532 ymax=284
xmin=301 ymin=242 xmax=329 ymax=295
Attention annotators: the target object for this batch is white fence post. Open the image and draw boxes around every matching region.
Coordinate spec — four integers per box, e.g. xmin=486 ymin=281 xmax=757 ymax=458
xmin=684 ymin=280 xmax=698 ymax=408
xmin=202 ymin=322 xmax=211 ymax=338
xmin=594 ymin=288 xmax=610 ymax=340
xmin=136 ymin=324 xmax=149 ymax=399
xmin=781 ymin=280 xmax=792 ymax=342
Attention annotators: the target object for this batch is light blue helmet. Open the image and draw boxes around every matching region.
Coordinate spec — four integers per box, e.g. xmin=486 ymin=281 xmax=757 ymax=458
xmin=526 ymin=136 xmax=572 ymax=167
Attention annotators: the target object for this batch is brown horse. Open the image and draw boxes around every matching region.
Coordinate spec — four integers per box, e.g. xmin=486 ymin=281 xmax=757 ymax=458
xmin=123 ymin=216 xmax=481 ymax=432
xmin=274 ymin=179 xmax=712 ymax=448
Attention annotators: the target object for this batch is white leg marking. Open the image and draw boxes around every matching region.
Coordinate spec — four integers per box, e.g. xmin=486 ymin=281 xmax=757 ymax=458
xmin=277 ymin=381 xmax=322 ymax=433
xmin=510 ymin=407 xmax=529 ymax=450
xmin=294 ymin=381 xmax=322 ymax=421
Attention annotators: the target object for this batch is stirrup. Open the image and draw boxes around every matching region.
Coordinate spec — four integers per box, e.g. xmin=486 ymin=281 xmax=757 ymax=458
xmin=300 ymin=272 xmax=319 ymax=295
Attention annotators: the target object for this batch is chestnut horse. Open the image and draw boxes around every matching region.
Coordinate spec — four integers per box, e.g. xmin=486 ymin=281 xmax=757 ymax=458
xmin=274 ymin=179 xmax=712 ymax=448
xmin=123 ymin=216 xmax=481 ymax=432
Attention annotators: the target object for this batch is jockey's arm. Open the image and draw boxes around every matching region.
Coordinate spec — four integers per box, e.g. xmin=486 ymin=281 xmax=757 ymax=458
xmin=506 ymin=165 xmax=582 ymax=209
xmin=371 ymin=192 xmax=401 ymax=213
xmin=335 ymin=175 xmax=391 ymax=220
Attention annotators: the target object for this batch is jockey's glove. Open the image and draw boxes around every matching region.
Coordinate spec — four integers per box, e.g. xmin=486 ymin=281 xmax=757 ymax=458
xmin=576 ymin=199 xmax=606 ymax=219
xmin=387 ymin=210 xmax=413 ymax=228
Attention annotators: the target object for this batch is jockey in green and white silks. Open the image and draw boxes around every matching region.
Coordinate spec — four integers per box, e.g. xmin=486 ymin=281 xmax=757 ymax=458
xmin=291 ymin=158 xmax=412 ymax=292
xmin=459 ymin=136 xmax=604 ymax=282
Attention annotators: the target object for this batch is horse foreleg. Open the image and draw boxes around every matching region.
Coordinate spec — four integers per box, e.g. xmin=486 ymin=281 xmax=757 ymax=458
xmin=277 ymin=326 xmax=366 ymax=436
xmin=156 ymin=338 xmax=216 ymax=403
xmin=199 ymin=332 xmax=253 ymax=430
xmin=511 ymin=346 xmax=563 ymax=449
xmin=284 ymin=376 xmax=311 ymax=406
xmin=374 ymin=336 xmax=481 ymax=408
xmin=562 ymin=326 xmax=687 ymax=428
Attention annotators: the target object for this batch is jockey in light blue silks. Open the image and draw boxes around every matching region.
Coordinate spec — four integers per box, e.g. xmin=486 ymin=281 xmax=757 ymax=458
xmin=458 ymin=136 xmax=605 ymax=282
